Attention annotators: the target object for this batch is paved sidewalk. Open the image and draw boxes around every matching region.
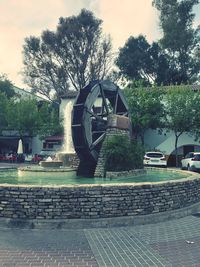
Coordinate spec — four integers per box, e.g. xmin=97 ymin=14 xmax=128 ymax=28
xmin=0 ymin=215 xmax=200 ymax=266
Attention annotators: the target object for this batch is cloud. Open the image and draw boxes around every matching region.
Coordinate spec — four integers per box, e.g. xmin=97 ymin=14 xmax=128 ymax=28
xmin=96 ymin=0 xmax=160 ymax=50
xmin=5 ymin=0 xmax=199 ymax=87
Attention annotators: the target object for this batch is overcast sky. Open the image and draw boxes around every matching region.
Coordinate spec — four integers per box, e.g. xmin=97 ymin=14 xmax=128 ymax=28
xmin=0 ymin=0 xmax=200 ymax=88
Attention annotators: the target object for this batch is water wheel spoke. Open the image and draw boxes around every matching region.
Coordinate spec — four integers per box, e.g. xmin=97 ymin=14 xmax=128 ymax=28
xmin=100 ymin=84 xmax=109 ymax=115
xmin=90 ymin=133 xmax=106 ymax=149
xmin=86 ymin=109 xmax=105 ymax=122
xmin=114 ymin=90 xmax=119 ymax=114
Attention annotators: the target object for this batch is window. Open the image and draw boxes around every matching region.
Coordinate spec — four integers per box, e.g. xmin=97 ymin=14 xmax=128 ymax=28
xmin=146 ymin=152 xmax=163 ymax=158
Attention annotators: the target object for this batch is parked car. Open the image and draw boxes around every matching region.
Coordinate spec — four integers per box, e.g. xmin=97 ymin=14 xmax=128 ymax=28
xmin=143 ymin=151 xmax=167 ymax=167
xmin=181 ymin=152 xmax=200 ymax=171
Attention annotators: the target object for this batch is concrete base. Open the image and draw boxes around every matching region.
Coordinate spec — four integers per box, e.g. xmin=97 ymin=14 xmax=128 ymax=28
xmin=40 ymin=161 xmax=63 ymax=168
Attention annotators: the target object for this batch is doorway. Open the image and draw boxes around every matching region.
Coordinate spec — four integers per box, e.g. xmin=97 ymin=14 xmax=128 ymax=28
xmin=183 ymin=145 xmax=194 ymax=157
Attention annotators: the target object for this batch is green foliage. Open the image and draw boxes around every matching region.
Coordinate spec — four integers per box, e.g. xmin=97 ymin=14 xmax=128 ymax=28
xmin=23 ymin=9 xmax=112 ymax=103
xmin=116 ymin=0 xmax=200 ymax=85
xmin=165 ymin=86 xmax=195 ymax=134
xmin=103 ymin=135 xmax=144 ymax=171
xmin=6 ymin=98 xmax=40 ymax=137
xmin=116 ymin=35 xmax=171 ymax=85
xmin=0 ymin=92 xmax=9 ymax=133
xmin=164 ymin=86 xmax=200 ymax=166
xmin=0 ymin=74 xmax=15 ymax=98
xmin=153 ymin=0 xmax=200 ymax=84
xmin=124 ymin=86 xmax=165 ymax=144
xmin=37 ymin=103 xmax=63 ymax=139
xmin=5 ymin=98 xmax=62 ymax=139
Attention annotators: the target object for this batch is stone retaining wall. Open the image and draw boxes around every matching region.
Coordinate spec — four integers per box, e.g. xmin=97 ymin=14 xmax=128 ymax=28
xmin=0 ymin=174 xmax=200 ymax=220
xmin=94 ymin=128 xmax=130 ymax=177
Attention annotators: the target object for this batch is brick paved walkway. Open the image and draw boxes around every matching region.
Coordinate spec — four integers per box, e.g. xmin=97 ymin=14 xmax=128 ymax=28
xmin=0 ymin=215 xmax=200 ymax=266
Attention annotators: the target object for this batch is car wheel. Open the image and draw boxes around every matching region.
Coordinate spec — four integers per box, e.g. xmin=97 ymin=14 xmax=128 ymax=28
xmin=191 ymin=165 xmax=196 ymax=172
xmin=188 ymin=164 xmax=195 ymax=171
xmin=181 ymin=164 xmax=184 ymax=170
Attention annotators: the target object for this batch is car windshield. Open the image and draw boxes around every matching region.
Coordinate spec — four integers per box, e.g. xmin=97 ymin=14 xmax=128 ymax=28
xmin=146 ymin=153 xmax=163 ymax=158
xmin=194 ymin=154 xmax=200 ymax=160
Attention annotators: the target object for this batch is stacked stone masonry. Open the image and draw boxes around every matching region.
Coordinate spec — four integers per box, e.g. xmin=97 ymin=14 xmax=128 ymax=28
xmin=94 ymin=128 xmax=130 ymax=177
xmin=0 ymin=177 xmax=200 ymax=219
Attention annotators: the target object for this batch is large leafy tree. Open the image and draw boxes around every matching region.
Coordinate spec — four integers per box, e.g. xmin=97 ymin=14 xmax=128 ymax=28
xmin=153 ymin=0 xmax=200 ymax=84
xmin=0 ymin=92 xmax=9 ymax=133
xmin=116 ymin=35 xmax=170 ymax=85
xmin=0 ymin=74 xmax=15 ymax=98
xmin=37 ymin=102 xmax=63 ymax=140
xmin=164 ymin=86 xmax=200 ymax=166
xmin=124 ymin=86 xmax=165 ymax=144
xmin=23 ymin=9 xmax=112 ymax=103
xmin=6 ymin=98 xmax=41 ymax=137
xmin=6 ymin=98 xmax=62 ymax=139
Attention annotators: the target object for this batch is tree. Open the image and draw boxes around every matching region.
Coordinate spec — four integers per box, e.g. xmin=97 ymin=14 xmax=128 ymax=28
xmin=0 ymin=92 xmax=9 ymax=133
xmin=5 ymin=98 xmax=62 ymax=139
xmin=0 ymin=74 xmax=15 ymax=98
xmin=37 ymin=102 xmax=63 ymax=140
xmin=153 ymin=0 xmax=200 ymax=84
xmin=23 ymin=9 xmax=112 ymax=103
xmin=6 ymin=98 xmax=41 ymax=137
xmin=164 ymin=86 xmax=200 ymax=166
xmin=124 ymin=86 xmax=165 ymax=144
xmin=116 ymin=35 xmax=171 ymax=85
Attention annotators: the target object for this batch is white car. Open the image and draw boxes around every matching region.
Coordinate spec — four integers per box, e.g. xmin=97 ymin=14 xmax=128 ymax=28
xmin=181 ymin=152 xmax=200 ymax=171
xmin=143 ymin=152 xmax=167 ymax=167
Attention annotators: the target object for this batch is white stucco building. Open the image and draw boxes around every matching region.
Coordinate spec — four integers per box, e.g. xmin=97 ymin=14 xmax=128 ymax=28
xmin=144 ymin=129 xmax=200 ymax=166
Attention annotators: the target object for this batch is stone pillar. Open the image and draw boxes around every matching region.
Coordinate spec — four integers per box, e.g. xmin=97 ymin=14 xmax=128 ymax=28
xmin=94 ymin=115 xmax=131 ymax=177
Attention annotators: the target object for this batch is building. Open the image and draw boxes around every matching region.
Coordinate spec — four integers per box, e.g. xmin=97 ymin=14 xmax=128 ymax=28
xmin=59 ymin=85 xmax=200 ymax=167
xmin=144 ymin=130 xmax=200 ymax=166
xmin=144 ymin=85 xmax=200 ymax=166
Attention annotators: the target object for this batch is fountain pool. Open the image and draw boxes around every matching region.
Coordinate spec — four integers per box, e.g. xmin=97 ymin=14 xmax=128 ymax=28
xmin=0 ymin=168 xmax=188 ymax=186
xmin=0 ymin=168 xmax=199 ymax=223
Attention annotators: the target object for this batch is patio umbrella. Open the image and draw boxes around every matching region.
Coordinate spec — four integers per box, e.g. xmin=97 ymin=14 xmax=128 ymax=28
xmin=17 ymin=139 xmax=23 ymax=154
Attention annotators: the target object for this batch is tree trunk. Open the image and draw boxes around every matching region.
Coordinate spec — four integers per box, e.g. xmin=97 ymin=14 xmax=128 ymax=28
xmin=140 ymin=134 xmax=144 ymax=145
xmin=175 ymin=135 xmax=179 ymax=167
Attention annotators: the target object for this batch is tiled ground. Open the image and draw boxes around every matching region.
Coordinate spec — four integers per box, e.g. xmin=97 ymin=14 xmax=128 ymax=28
xmin=0 ymin=215 xmax=200 ymax=266
xmin=85 ymin=215 xmax=200 ymax=267
xmin=0 ymin=229 xmax=98 ymax=267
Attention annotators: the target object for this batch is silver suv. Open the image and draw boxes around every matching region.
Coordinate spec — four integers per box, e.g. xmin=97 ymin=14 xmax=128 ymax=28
xmin=181 ymin=152 xmax=200 ymax=171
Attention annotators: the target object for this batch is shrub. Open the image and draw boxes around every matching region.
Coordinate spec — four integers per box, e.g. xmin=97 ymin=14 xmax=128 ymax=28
xmin=103 ymin=135 xmax=144 ymax=172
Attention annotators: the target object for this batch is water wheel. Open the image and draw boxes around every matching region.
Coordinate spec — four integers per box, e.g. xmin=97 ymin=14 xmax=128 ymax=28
xmin=71 ymin=80 xmax=129 ymax=176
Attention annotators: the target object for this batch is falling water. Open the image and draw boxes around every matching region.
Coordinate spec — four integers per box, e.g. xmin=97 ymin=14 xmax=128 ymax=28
xmin=63 ymin=100 xmax=75 ymax=153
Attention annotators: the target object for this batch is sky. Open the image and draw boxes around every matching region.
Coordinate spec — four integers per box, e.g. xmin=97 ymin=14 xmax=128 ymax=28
xmin=0 ymin=0 xmax=200 ymax=89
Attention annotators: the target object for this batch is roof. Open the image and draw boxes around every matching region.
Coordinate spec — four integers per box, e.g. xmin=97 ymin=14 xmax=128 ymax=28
xmin=61 ymin=90 xmax=78 ymax=99
xmin=45 ymin=135 xmax=64 ymax=141
xmin=13 ymin=86 xmax=49 ymax=102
